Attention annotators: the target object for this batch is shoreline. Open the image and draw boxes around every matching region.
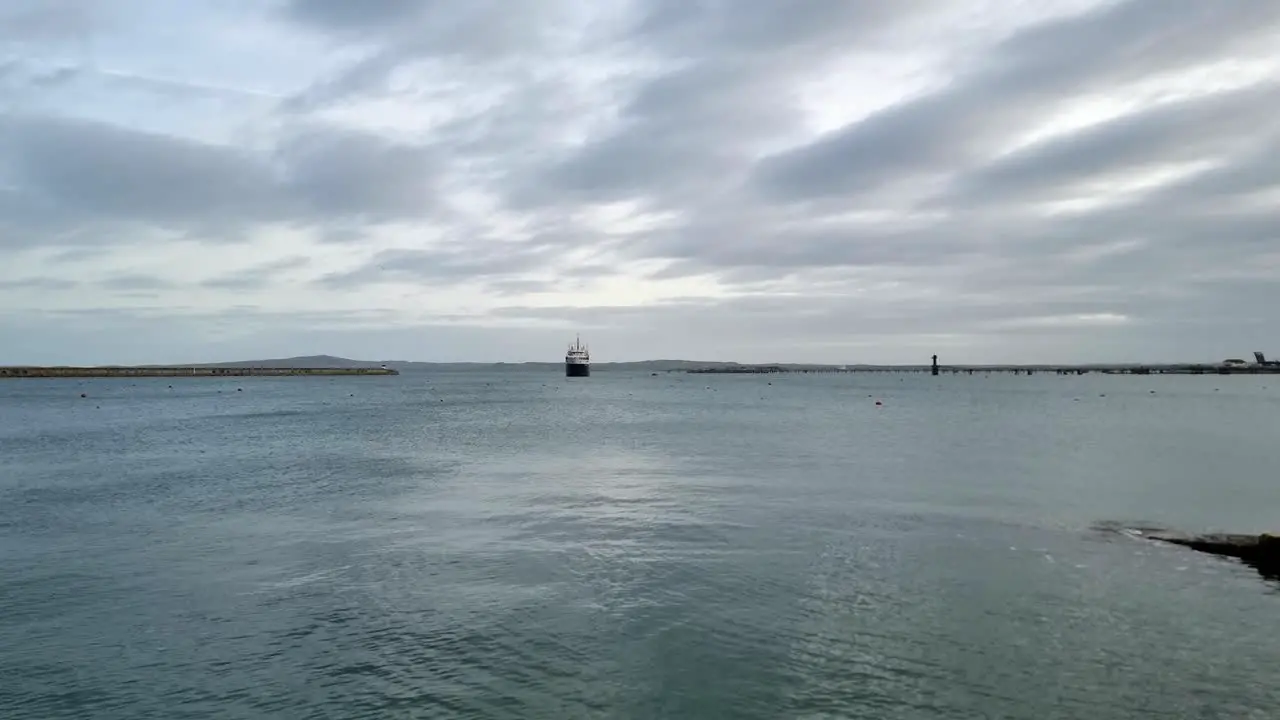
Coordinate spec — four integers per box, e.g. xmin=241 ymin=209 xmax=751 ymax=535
xmin=0 ymin=366 xmax=399 ymax=378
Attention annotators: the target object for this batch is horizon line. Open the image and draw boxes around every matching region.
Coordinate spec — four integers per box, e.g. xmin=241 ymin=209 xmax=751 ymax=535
xmin=0 ymin=354 xmax=1267 ymax=369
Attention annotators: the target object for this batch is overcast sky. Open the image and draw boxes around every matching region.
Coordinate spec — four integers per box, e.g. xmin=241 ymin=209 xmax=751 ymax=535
xmin=1 ymin=0 xmax=1277 ymax=365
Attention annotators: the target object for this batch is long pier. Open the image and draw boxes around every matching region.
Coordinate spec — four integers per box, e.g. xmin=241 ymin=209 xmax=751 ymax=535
xmin=686 ymin=364 xmax=1280 ymax=376
xmin=0 ymin=366 xmax=398 ymax=378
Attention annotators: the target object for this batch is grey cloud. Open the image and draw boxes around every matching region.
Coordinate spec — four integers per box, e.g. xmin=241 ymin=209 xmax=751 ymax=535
xmin=319 ymin=244 xmax=557 ymax=289
xmin=279 ymin=52 xmax=408 ymax=113
xmin=99 ymin=273 xmax=175 ymax=291
xmin=980 ymin=0 xmax=1280 ymax=94
xmin=0 ymin=0 xmax=97 ymax=44
xmin=752 ymin=0 xmax=1280 ymax=202
xmin=530 ymin=62 xmax=785 ymax=205
xmin=282 ymin=0 xmax=579 ymax=110
xmin=201 ymin=257 xmax=312 ymax=290
xmin=634 ymin=212 xmax=972 ymax=273
xmin=277 ymin=126 xmax=442 ymax=221
xmin=315 ymin=226 xmax=368 ymax=245
xmin=932 ymin=205 xmax=1280 ymax=325
xmin=630 ymin=0 xmax=931 ymax=57
xmin=11 ymin=305 xmax=402 ymax=328
xmin=0 ymin=277 xmax=78 ymax=290
xmin=0 ymin=114 xmax=444 ymax=247
xmin=563 ymin=264 xmax=615 ymax=278
xmin=585 ymin=0 xmax=1280 ymax=357
xmin=519 ymin=2 xmax=932 ymax=208
xmin=283 ymin=0 xmax=423 ymax=35
xmin=0 ymin=114 xmax=278 ymax=229
xmin=1134 ymin=137 xmax=1280 ymax=207
xmin=630 ymin=182 xmax=1279 ymax=332
xmin=486 ymin=266 xmax=616 ymax=296
xmin=485 ymin=293 xmax=1137 ymax=351
xmin=3 ymin=59 xmax=277 ymax=101
xmin=0 ymin=59 xmax=79 ymax=89
xmin=487 ymin=279 xmax=558 ymax=297
xmin=942 ymin=81 xmax=1280 ymax=207
xmin=45 ymin=247 xmax=114 ymax=264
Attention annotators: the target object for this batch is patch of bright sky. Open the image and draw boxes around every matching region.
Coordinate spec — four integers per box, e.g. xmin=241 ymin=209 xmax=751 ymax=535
xmin=793 ymin=52 xmax=949 ymax=139
xmin=1186 ymin=253 xmax=1280 ymax=283
xmin=571 ymin=200 xmax=680 ymax=236
xmin=1235 ymin=186 xmax=1280 ymax=212
xmin=86 ymin=1 xmax=350 ymax=97
xmin=997 ymin=57 xmax=1280 ymax=158
xmin=1060 ymin=238 xmax=1148 ymax=264
xmin=1031 ymin=158 xmax=1223 ymax=214
xmin=8 ymin=66 xmax=281 ymax=145
xmin=496 ymin=257 xmax=731 ymax=312
xmin=992 ymin=312 xmax=1131 ymax=330
xmin=791 ymin=0 xmax=1111 ymax=145
xmin=440 ymin=189 xmax=528 ymax=238
xmin=522 ymin=57 xmax=667 ymax=154
xmin=311 ymin=61 xmax=509 ymax=138
xmin=3 ymin=2 xmax=355 ymax=144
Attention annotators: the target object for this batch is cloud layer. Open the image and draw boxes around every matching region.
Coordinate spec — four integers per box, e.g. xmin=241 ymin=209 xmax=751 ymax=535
xmin=2 ymin=0 xmax=1278 ymax=364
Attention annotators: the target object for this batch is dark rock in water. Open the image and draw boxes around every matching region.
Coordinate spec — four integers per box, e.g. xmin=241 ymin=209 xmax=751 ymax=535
xmin=1147 ymin=531 xmax=1280 ymax=579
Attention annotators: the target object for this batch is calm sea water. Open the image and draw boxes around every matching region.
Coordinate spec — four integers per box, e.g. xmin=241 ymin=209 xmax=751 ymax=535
xmin=2 ymin=369 xmax=1279 ymax=718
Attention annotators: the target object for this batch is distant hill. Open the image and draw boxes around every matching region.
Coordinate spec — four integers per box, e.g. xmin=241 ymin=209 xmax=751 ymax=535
xmin=182 ymin=355 xmax=388 ymax=369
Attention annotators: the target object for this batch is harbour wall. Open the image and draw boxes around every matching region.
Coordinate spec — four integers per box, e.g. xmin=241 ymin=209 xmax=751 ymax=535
xmin=686 ymin=364 xmax=1280 ymax=375
xmin=0 ymin=366 xmax=399 ymax=378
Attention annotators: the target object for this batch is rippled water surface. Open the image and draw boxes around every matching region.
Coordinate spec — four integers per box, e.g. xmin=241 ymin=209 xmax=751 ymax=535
xmin=3 ymin=369 xmax=1279 ymax=718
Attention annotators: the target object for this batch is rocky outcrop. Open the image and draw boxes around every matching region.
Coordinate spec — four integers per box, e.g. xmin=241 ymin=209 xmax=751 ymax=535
xmin=1147 ymin=532 xmax=1280 ymax=578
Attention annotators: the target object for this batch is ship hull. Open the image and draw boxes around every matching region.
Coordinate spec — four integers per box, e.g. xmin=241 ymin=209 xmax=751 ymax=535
xmin=565 ymin=362 xmax=590 ymax=377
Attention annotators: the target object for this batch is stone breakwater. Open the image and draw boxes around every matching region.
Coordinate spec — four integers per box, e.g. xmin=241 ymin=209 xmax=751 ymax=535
xmin=0 ymin=366 xmax=399 ymax=378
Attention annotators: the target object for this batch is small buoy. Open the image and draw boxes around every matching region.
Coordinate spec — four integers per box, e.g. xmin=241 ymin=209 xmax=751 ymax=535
xmin=80 ymin=393 xmax=86 ymax=398
xmin=875 ymin=400 xmax=883 ymax=406
xmin=237 ymin=388 xmax=243 ymax=392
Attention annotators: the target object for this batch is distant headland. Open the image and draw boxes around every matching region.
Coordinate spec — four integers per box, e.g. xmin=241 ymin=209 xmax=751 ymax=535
xmin=0 ymin=355 xmax=398 ymax=378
